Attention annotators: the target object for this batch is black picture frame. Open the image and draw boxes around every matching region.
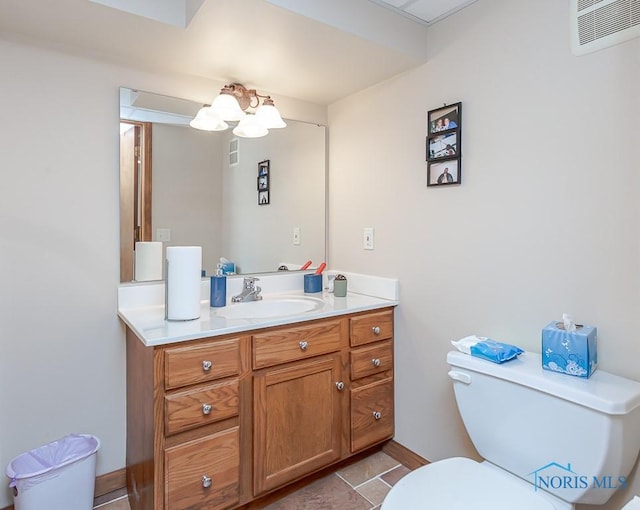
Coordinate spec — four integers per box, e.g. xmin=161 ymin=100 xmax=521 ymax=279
xmin=426 ymin=102 xmax=462 ymax=187
xmin=427 ymin=131 xmax=457 ymax=160
xmin=427 ymin=103 xmax=461 ymax=135
xmin=258 ymin=190 xmax=270 ymax=205
xmin=427 ymin=159 xmax=460 ymax=186
xmin=257 ymin=160 xmax=270 ymax=204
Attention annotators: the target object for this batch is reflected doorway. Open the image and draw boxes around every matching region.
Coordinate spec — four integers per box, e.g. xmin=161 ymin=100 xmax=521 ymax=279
xmin=119 ymin=121 xmax=152 ymax=282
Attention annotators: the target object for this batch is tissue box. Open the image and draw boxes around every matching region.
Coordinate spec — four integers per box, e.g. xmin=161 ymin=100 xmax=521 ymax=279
xmin=219 ymin=261 xmax=235 ymax=275
xmin=541 ymin=321 xmax=597 ymax=378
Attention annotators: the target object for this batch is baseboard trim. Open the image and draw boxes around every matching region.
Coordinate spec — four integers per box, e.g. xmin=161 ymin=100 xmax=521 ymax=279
xmin=95 ymin=468 xmax=127 ymax=498
xmin=1 ymin=467 xmax=127 ymax=510
xmin=382 ymin=439 xmax=429 ymax=470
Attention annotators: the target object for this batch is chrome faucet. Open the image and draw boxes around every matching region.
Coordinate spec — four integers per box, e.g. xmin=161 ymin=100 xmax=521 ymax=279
xmin=231 ymin=277 xmax=263 ymax=303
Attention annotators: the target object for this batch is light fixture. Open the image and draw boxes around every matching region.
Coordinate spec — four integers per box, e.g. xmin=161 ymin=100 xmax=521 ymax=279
xmin=254 ymin=97 xmax=287 ymax=129
xmin=189 ymin=106 xmax=228 ymax=131
xmin=191 ymin=83 xmax=286 ymax=138
xmin=233 ymin=114 xmax=268 ymax=138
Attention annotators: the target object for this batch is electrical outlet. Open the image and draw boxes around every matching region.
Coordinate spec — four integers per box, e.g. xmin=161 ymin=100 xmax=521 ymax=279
xmin=363 ymin=227 xmax=374 ymax=250
xmin=293 ymin=227 xmax=301 ymax=246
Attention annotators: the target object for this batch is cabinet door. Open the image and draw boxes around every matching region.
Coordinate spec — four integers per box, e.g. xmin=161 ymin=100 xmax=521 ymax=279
xmin=253 ymin=354 xmax=343 ymax=495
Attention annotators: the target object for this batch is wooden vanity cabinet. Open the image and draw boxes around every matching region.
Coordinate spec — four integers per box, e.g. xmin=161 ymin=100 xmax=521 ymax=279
xmin=126 ymin=331 xmax=251 ymax=510
xmin=126 ymin=307 xmax=394 ymax=510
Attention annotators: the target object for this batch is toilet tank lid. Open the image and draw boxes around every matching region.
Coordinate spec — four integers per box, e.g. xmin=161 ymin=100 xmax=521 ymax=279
xmin=447 ymin=350 xmax=640 ymax=415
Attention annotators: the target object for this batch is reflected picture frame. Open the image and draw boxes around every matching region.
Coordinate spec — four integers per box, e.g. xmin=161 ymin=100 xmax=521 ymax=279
xmin=257 ymin=160 xmax=270 ymax=204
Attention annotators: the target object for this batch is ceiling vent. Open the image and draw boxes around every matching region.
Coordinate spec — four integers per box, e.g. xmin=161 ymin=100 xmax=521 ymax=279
xmin=571 ymin=0 xmax=640 ymax=55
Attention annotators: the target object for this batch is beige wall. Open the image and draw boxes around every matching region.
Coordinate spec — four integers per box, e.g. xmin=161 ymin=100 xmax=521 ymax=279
xmin=152 ymin=123 xmax=224 ymax=276
xmin=328 ymin=0 xmax=640 ymax=508
xmin=0 ymin=37 xmax=325 ymax=508
xmin=222 ymin=122 xmax=326 ymax=273
xmin=1 ymin=0 xmax=639 ymax=507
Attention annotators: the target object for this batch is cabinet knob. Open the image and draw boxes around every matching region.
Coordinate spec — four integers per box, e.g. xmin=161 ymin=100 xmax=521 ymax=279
xmin=371 ymin=358 xmax=381 ymax=367
xmin=202 ymin=404 xmax=212 ymax=415
xmin=372 ymin=326 xmax=381 ymax=335
xmin=202 ymin=475 xmax=212 ymax=488
xmin=372 ymin=411 xmax=382 ymax=420
xmin=335 ymin=381 xmax=345 ymax=391
xmin=202 ymin=360 xmax=213 ymax=371
xmin=299 ymin=341 xmax=309 ymax=351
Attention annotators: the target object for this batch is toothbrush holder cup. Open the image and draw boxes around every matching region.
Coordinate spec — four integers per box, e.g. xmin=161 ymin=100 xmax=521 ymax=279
xmin=304 ymin=274 xmax=323 ymax=293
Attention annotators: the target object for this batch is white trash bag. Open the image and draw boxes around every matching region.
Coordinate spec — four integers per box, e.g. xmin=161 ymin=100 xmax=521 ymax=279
xmin=6 ymin=433 xmax=100 ymax=510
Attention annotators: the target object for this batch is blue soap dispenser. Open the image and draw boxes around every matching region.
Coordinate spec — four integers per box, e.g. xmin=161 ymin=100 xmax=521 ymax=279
xmin=210 ymin=264 xmax=226 ymax=307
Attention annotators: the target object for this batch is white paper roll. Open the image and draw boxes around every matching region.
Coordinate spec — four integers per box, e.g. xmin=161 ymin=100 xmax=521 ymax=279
xmin=134 ymin=242 xmax=163 ymax=282
xmin=166 ymin=246 xmax=202 ymax=321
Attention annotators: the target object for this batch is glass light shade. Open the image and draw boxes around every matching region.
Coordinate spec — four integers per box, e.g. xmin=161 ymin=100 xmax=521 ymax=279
xmin=255 ymin=104 xmax=287 ymax=129
xmin=232 ymin=114 xmax=268 ymax=138
xmin=189 ymin=107 xmax=228 ymax=131
xmin=210 ymin=93 xmax=246 ymax=121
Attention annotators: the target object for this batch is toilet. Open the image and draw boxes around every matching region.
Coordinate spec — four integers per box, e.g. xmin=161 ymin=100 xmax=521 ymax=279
xmin=382 ymin=350 xmax=640 ymax=509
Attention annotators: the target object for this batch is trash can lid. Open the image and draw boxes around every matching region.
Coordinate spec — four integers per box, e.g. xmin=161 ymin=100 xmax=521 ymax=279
xmin=5 ymin=433 xmax=100 ymax=482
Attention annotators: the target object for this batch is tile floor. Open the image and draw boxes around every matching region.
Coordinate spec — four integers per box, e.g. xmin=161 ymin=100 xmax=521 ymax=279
xmin=94 ymin=451 xmax=410 ymax=510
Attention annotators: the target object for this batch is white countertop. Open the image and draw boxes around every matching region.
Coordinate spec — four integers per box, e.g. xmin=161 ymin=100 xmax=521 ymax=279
xmin=118 ymin=271 xmax=399 ymax=347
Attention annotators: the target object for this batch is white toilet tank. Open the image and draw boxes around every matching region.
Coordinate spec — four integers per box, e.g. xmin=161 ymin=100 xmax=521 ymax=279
xmin=448 ymin=350 xmax=640 ymax=505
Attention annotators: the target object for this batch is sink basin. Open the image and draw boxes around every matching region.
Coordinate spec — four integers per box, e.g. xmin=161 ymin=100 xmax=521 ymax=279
xmin=215 ymin=296 xmax=325 ymax=320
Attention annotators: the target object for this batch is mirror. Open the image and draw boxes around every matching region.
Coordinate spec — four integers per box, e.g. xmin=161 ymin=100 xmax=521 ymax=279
xmin=119 ymin=87 xmax=327 ymax=283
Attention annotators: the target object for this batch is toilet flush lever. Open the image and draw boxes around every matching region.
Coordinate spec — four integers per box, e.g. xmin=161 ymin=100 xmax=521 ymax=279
xmin=448 ymin=370 xmax=471 ymax=385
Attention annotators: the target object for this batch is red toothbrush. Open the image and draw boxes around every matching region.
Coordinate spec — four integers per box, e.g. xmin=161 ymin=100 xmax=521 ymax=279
xmin=315 ymin=262 xmax=326 ymax=275
xmin=300 ymin=260 xmax=312 ymax=270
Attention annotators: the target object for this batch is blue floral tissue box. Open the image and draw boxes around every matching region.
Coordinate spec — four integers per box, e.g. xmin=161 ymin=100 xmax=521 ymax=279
xmin=542 ymin=321 xmax=597 ymax=378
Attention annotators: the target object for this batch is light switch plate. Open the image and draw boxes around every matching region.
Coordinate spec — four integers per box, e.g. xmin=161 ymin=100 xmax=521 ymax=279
xmin=156 ymin=228 xmax=171 ymax=242
xmin=363 ymin=227 xmax=374 ymax=250
xmin=293 ymin=227 xmax=301 ymax=245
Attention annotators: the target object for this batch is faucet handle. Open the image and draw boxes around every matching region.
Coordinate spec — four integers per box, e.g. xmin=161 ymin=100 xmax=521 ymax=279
xmin=243 ymin=276 xmax=260 ymax=288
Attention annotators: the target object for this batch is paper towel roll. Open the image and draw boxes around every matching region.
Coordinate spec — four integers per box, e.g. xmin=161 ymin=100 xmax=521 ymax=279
xmin=622 ymin=496 xmax=640 ymax=509
xmin=134 ymin=242 xmax=163 ymax=282
xmin=166 ymin=246 xmax=202 ymax=321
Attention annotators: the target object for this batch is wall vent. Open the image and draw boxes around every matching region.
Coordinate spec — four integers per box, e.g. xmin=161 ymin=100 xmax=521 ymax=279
xmin=571 ymin=0 xmax=640 ymax=55
xmin=229 ymin=138 xmax=239 ymax=167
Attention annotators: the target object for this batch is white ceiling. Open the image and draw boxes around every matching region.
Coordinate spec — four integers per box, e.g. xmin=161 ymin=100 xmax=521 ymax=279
xmin=0 ymin=0 xmax=477 ymax=105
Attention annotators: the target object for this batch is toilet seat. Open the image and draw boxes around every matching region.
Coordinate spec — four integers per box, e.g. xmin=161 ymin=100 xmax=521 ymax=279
xmin=381 ymin=457 xmax=571 ymax=509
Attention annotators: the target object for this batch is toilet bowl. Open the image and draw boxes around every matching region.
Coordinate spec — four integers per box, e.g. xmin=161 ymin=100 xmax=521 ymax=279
xmin=381 ymin=457 xmax=571 ymax=509
xmin=381 ymin=350 xmax=640 ymax=509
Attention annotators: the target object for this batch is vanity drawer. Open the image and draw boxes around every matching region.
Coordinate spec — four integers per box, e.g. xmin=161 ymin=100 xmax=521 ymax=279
xmin=350 ymin=310 xmax=393 ymax=347
xmin=350 ymin=340 xmax=393 ymax=380
xmin=165 ymin=337 xmax=240 ymax=390
xmin=350 ymin=378 xmax=394 ymax=452
xmin=165 ymin=379 xmax=239 ymax=436
xmin=165 ymin=427 xmax=240 ymax=510
xmin=253 ymin=320 xmax=342 ymax=369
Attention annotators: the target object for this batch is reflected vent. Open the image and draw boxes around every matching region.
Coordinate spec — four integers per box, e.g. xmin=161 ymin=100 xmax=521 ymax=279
xmin=571 ymin=0 xmax=640 ymax=55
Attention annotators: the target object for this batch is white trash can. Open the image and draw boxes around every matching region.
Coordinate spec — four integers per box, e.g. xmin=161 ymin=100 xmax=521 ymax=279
xmin=5 ymin=433 xmax=100 ymax=510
